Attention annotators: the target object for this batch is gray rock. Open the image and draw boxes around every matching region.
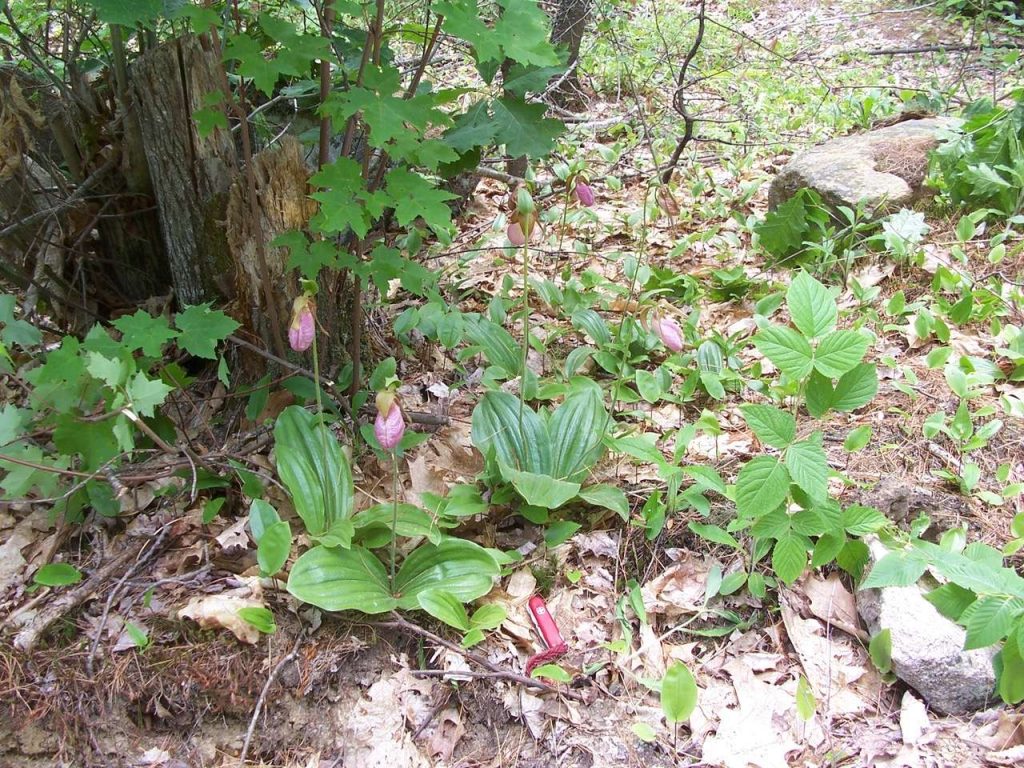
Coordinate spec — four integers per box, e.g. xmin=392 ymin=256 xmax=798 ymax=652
xmin=768 ymin=118 xmax=955 ymax=213
xmin=857 ymin=538 xmax=997 ymax=715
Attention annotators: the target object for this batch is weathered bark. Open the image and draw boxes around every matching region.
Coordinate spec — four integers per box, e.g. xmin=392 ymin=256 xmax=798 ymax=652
xmin=550 ymin=0 xmax=592 ymax=108
xmin=226 ymin=137 xmax=351 ymax=374
xmin=131 ymin=35 xmax=237 ymax=305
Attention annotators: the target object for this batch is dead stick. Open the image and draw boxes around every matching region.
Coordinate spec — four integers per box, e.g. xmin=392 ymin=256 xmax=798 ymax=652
xmin=238 ymin=634 xmax=303 ymax=766
xmin=379 ymin=613 xmax=584 ymax=701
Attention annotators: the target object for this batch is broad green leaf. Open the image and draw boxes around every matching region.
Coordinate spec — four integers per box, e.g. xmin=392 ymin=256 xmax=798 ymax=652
xmin=787 ymin=272 xmax=836 ymax=338
xmin=740 ymin=404 xmax=796 ymax=449
xmin=544 ymin=520 xmax=581 ymax=547
xmin=0 ymin=294 xmax=41 ymax=349
xmin=841 ymin=505 xmax=888 ymax=536
xmin=961 ymin=596 xmax=1024 ymax=650
xmin=813 ymin=330 xmax=869 ymax=378
xmin=0 ymin=404 xmax=27 ymax=447
xmin=491 ymin=97 xmax=564 ymax=158
xmin=830 ymin=363 xmax=878 ymax=412
xmin=464 ymin=315 xmax=521 ymax=375
xmin=660 ymin=662 xmax=698 ymax=723
xmin=843 ymin=425 xmax=872 ymax=452
xmin=688 ymin=522 xmax=741 ymax=550
xmin=735 ymin=456 xmax=790 ymax=519
xmin=223 ymin=33 xmax=284 ymax=97
xmin=86 ymin=0 xmax=162 ymax=27
xmin=435 ymin=0 xmax=503 ymax=63
xmin=112 ymin=310 xmax=179 ymax=357
xmin=635 ymin=369 xmax=663 ymax=403
xmin=811 ymin=531 xmax=846 ymax=567
xmin=756 ymin=193 xmax=809 ymax=258
xmin=754 ymin=326 xmax=814 ymax=379
xmin=924 ymin=582 xmax=976 ymax=621
xmin=471 ymin=391 xmax=550 ymax=473
xmin=470 ymin=604 xmax=507 ymax=630
xmin=869 ymin=629 xmax=892 ymax=673
xmin=631 ymin=722 xmax=657 ymax=742
xmin=273 ymin=406 xmax=354 ymax=542
xmin=394 ymin=539 xmax=499 ymax=610
xmin=861 ymin=551 xmax=928 ymax=589
xmin=785 ymin=439 xmax=829 ymax=501
xmin=571 ymin=308 xmax=611 ymax=345
xmin=795 ymin=675 xmax=816 ymax=721
xmin=493 ymin=0 xmax=561 ymax=66
xmin=238 ymin=606 xmax=276 ymax=634
xmin=531 ymin=663 xmax=571 ymax=682
xmin=175 ymin=304 xmax=240 ymax=360
xmin=771 ymin=531 xmax=809 ymax=585
xmin=287 ymin=545 xmax=396 ymax=612
xmin=383 ymin=167 xmax=455 ymax=236
xmin=352 ymin=503 xmax=441 ymax=545
xmin=578 ymin=483 xmax=629 ymax=520
xmin=257 ymin=520 xmax=292 ymax=576
xmin=418 ymin=589 xmax=471 ymax=631
xmin=34 ymin=563 xmax=82 ymax=587
xmin=53 ymin=415 xmax=118 ymax=471
xmin=549 ymin=383 xmax=606 ymax=482
xmin=248 ymin=499 xmax=282 ymax=542
xmin=502 ymin=463 xmax=581 ymax=509
xmin=126 ymin=372 xmax=172 ymax=418
xmin=997 ymin=627 xmax=1024 ymax=703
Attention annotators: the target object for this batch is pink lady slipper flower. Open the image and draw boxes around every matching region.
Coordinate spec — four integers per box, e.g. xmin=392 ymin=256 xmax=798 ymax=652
xmin=507 ymin=212 xmax=536 ymax=246
xmin=288 ymin=295 xmax=316 ymax=352
xmin=651 ymin=315 xmax=684 ymax=353
xmin=573 ymin=181 xmax=595 ymax=207
xmin=374 ymin=391 xmax=405 ymax=451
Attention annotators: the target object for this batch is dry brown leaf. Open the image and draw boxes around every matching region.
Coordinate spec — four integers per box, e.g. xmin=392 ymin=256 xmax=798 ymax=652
xmin=642 ymin=552 xmax=714 ymax=619
xmin=700 ymin=656 xmax=804 ymax=768
xmin=177 ymin=579 xmax=264 ymax=644
xmin=899 ymin=691 xmax=932 ymax=747
xmin=801 ymin=572 xmax=868 ymax=641
xmin=779 ymin=592 xmax=875 ymax=716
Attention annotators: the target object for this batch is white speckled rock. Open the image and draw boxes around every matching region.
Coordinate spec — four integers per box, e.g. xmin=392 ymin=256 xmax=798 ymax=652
xmin=857 ymin=537 xmax=997 ymax=714
xmin=768 ymin=118 xmax=956 ymax=213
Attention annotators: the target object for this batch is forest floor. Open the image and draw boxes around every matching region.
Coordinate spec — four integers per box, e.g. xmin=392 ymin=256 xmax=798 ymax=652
xmin=2 ymin=1 xmax=1023 ymax=766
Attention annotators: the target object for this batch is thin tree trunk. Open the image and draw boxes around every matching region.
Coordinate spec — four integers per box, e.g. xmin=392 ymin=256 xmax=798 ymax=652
xmin=550 ymin=0 xmax=592 ymax=109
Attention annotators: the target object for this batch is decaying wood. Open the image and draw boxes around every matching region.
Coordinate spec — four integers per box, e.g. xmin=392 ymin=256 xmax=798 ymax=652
xmin=131 ymin=34 xmax=237 ymax=305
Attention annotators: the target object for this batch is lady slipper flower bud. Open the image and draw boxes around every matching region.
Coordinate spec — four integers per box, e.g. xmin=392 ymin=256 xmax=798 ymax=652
xmin=651 ymin=315 xmax=683 ymax=353
xmin=507 ymin=212 xmax=535 ymax=246
xmin=288 ymin=295 xmax=316 ymax=352
xmin=573 ymin=181 xmax=595 ymax=207
xmin=374 ymin=392 xmax=405 ymax=451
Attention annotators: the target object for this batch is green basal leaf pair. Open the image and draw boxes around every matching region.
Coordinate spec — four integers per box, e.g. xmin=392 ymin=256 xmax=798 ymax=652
xmin=267 ymin=406 xmax=500 ymax=615
xmin=471 ymin=379 xmax=627 ymax=518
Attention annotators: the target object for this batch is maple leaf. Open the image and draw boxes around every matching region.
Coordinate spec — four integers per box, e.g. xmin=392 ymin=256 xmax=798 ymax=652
xmin=383 ymin=168 xmax=455 ymax=236
xmin=113 ymin=310 xmax=179 ymax=357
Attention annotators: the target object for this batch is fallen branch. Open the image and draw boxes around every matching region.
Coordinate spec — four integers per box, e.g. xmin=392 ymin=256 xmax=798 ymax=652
xmin=858 ymin=41 xmax=1024 ymax=56
xmin=379 ymin=613 xmax=585 ymax=701
xmin=238 ymin=634 xmax=304 ymax=767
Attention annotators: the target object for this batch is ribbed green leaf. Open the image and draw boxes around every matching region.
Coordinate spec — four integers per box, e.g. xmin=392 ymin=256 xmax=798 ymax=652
xmin=550 ymin=383 xmax=607 ymax=482
xmin=273 ymin=406 xmax=353 ymax=543
xmin=787 ymin=271 xmax=836 ymax=338
xmin=735 ymin=456 xmax=790 ymax=518
xmin=471 ymin=391 xmax=550 ymax=473
xmin=785 ymin=438 xmax=829 ymax=502
xmin=395 ymin=539 xmax=499 ymax=610
xmin=660 ymin=662 xmax=698 ymax=723
xmin=578 ymin=483 xmax=629 ymax=520
xmin=286 ymin=545 xmax=395 ymax=613
xmin=465 ymin=316 xmax=521 ymax=375
xmin=417 ymin=589 xmax=471 ymax=631
xmin=502 ymin=463 xmax=581 ymax=509
xmin=353 ymin=503 xmax=442 ymax=545
xmin=740 ymin=404 xmax=796 ymax=449
xmin=754 ymin=326 xmax=814 ymax=379
xmin=813 ymin=330 xmax=869 ymax=378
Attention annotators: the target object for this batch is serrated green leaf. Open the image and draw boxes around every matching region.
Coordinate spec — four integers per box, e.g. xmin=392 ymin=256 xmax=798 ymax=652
xmin=772 ymin=531 xmax=809 ymax=585
xmin=813 ymin=330 xmax=869 ymax=378
xmin=735 ymin=456 xmax=790 ymax=518
xmin=126 ymin=372 xmax=172 ymax=418
xmin=383 ymin=167 xmax=455 ymax=236
xmin=961 ymin=596 xmax=1024 ymax=650
xmin=861 ymin=550 xmax=928 ymax=589
xmin=998 ymin=627 xmax=1024 ymax=703
xmin=87 ymin=0 xmax=162 ymax=27
xmin=754 ymin=326 xmax=814 ymax=379
xmin=494 ymin=0 xmax=561 ymax=66
xmin=785 ymin=439 xmax=829 ymax=501
xmin=740 ymin=404 xmax=796 ymax=449
xmin=491 ymin=97 xmax=564 ymax=158
xmin=842 ymin=505 xmax=888 ymax=536
xmin=112 ymin=310 xmax=179 ymax=357
xmin=924 ymin=582 xmax=976 ymax=621
xmin=787 ymin=272 xmax=836 ymax=338
xmin=175 ymin=304 xmax=240 ymax=360
xmin=756 ymin=193 xmax=809 ymax=258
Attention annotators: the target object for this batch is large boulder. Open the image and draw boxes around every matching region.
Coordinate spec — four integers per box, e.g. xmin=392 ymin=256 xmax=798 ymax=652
xmin=857 ymin=538 xmax=997 ymax=715
xmin=768 ymin=118 xmax=953 ymax=213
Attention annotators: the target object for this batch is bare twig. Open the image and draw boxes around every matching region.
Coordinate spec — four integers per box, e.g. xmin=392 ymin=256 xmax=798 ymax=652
xmin=238 ymin=634 xmax=304 ymax=766
xmin=379 ymin=613 xmax=585 ymax=701
xmin=660 ymin=0 xmax=706 ymax=185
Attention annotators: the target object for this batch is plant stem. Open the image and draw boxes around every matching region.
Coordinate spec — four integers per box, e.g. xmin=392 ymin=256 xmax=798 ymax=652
xmin=390 ymin=450 xmax=399 ymax=588
xmin=557 ymin=184 xmax=571 ymax=254
xmin=519 ymin=236 xmax=530 ymax=434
